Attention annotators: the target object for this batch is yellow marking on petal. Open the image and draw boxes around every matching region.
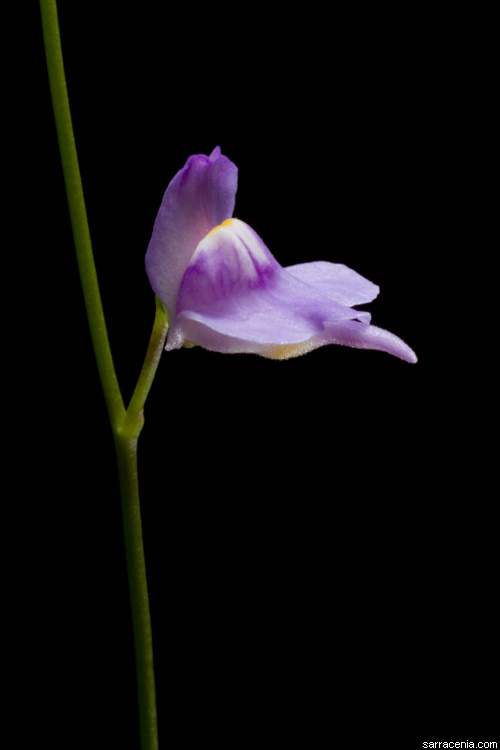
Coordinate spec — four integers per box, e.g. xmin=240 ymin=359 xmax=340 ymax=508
xmin=266 ymin=341 xmax=316 ymax=360
xmin=206 ymin=218 xmax=235 ymax=238
xmin=182 ymin=340 xmax=197 ymax=348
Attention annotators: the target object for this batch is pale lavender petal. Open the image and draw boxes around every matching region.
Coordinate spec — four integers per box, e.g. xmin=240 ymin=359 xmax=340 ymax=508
xmin=174 ymin=311 xmax=417 ymax=363
xmin=285 ymin=261 xmax=379 ymax=306
xmin=170 ymin=316 xmax=417 ymax=362
xmin=167 ymin=219 xmax=374 ymax=351
xmin=170 ymin=316 xmax=319 ymax=358
xmin=145 ymin=147 xmax=238 ymax=317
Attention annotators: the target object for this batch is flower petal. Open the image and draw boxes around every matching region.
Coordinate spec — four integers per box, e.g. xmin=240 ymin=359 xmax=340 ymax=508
xmin=285 ymin=261 xmax=379 ymax=306
xmin=167 ymin=219 xmax=377 ymax=353
xmin=145 ymin=146 xmax=238 ymax=317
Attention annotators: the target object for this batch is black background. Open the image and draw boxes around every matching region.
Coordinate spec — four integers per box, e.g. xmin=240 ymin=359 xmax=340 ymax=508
xmin=19 ymin=2 xmax=496 ymax=748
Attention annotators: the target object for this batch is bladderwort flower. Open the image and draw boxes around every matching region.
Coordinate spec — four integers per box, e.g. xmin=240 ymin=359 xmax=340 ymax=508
xmin=145 ymin=147 xmax=417 ymax=363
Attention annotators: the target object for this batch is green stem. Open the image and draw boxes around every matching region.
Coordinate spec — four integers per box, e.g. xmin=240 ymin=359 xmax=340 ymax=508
xmin=112 ymin=298 xmax=167 ymax=750
xmin=40 ymin=3 xmax=167 ymax=748
xmin=115 ymin=434 xmax=159 ymax=750
xmin=39 ymin=0 xmax=125 ymax=428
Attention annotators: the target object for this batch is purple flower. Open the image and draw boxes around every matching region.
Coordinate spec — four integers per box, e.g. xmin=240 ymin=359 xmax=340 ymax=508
xmin=145 ymin=147 xmax=417 ymax=363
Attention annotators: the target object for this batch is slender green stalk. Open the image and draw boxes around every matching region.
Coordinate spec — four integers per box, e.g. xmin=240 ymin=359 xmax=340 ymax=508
xmin=123 ymin=297 xmax=169 ymax=439
xmin=115 ymin=434 xmax=159 ymax=750
xmin=40 ymin=3 xmax=167 ymax=748
xmin=39 ymin=0 xmax=125 ymax=428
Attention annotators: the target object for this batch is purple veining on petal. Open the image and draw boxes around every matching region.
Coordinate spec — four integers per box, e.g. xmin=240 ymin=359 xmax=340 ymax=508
xmin=177 ymin=220 xmax=278 ymax=311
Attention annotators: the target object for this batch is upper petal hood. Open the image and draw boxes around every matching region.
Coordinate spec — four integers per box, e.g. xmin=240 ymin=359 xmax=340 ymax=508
xmin=145 ymin=146 xmax=238 ymax=317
